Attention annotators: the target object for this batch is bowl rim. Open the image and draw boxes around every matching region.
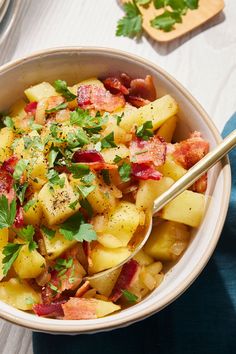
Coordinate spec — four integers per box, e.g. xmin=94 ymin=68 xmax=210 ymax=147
xmin=0 ymin=46 xmax=231 ymax=333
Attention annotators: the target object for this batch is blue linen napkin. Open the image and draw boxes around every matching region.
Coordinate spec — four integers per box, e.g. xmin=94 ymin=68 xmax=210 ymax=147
xmin=33 ymin=113 xmax=236 ymax=354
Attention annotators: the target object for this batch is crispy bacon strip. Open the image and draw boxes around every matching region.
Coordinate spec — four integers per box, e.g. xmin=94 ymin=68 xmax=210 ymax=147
xmin=132 ymin=163 xmax=162 ymax=181
xmin=14 ymin=206 xmax=24 ymax=228
xmin=77 ymin=85 xmax=125 ymax=112
xmin=110 ymin=260 xmax=139 ymax=302
xmin=73 ymin=150 xmax=117 ymax=171
xmin=33 ymin=302 xmax=65 ymax=318
xmin=62 ymin=298 xmax=97 ymax=320
xmin=75 ymin=281 xmax=90 ymax=297
xmin=130 ymin=137 xmax=167 ymax=167
xmin=1 ymin=156 xmax=18 ymax=174
xmin=192 ymin=173 xmax=208 ymax=193
xmin=24 ymin=101 xmax=38 ymax=115
xmin=173 ymin=131 xmax=209 ymax=169
xmin=126 ymin=96 xmax=150 ymax=108
xmin=103 ymin=77 xmax=129 ymax=95
xmin=129 ymin=75 xmax=156 ymax=102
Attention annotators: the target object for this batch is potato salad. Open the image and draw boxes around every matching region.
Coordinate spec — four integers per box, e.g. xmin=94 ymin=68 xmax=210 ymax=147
xmin=0 ymin=74 xmax=209 ymax=319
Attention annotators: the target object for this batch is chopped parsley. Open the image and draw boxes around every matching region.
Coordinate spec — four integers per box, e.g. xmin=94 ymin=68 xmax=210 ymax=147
xmin=41 ymin=225 xmax=56 ymax=240
xmin=77 ymin=185 xmax=96 ymax=199
xmin=48 ymin=147 xmax=59 ymax=168
xmin=113 ymin=155 xmax=122 ymax=164
xmin=45 ymin=102 xmax=68 ymax=113
xmin=116 ymin=1 xmax=143 ymax=38
xmin=118 ymin=162 xmax=131 ymax=182
xmin=2 ymin=243 xmax=23 ymax=276
xmin=3 ymin=116 xmax=14 ymax=128
xmin=47 ymin=169 xmax=65 ymax=188
xmin=14 ymin=182 xmax=28 ymax=204
xmin=23 ymin=199 xmax=36 ymax=212
xmin=136 ymin=121 xmax=153 ymax=141
xmin=59 ymin=212 xmax=97 ymax=242
xmin=54 ymin=80 xmax=77 ymax=101
xmin=17 ymin=225 xmax=37 ymax=251
xmin=13 ymin=159 xmax=29 ymax=181
xmin=101 ymin=132 xmax=117 ymax=149
xmin=68 ymin=163 xmax=90 ymax=179
xmin=121 ymin=289 xmax=138 ymax=303
xmin=0 ymin=196 xmax=16 ymax=229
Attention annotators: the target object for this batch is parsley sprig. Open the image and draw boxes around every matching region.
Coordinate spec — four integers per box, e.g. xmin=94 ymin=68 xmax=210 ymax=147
xmin=53 ymin=80 xmax=77 ymax=101
xmin=136 ymin=121 xmax=154 ymax=141
xmin=116 ymin=0 xmax=199 ymax=37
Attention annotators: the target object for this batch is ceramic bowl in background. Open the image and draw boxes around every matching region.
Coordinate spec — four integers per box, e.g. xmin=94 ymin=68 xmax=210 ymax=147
xmin=0 ymin=47 xmax=231 ymax=333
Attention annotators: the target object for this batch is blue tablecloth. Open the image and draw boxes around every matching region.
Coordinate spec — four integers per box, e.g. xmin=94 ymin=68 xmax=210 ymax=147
xmin=33 ymin=113 xmax=236 ymax=354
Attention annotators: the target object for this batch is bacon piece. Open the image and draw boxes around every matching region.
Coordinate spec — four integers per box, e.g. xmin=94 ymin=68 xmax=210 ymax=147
xmin=1 ymin=156 xmax=18 ymax=174
xmin=127 ymin=96 xmax=150 ymax=108
xmin=192 ymin=173 xmax=208 ymax=193
xmin=14 ymin=206 xmax=24 ymax=228
xmin=77 ymin=85 xmax=125 ymax=112
xmin=75 ymin=281 xmax=90 ymax=297
xmin=129 ymin=75 xmax=156 ymax=102
xmin=0 ymin=168 xmax=15 ymax=203
xmin=33 ymin=302 xmax=65 ymax=318
xmin=62 ymin=298 xmax=97 ymax=320
xmin=120 ymin=73 xmax=132 ymax=88
xmin=42 ymin=259 xmax=83 ymax=304
xmin=24 ymin=101 xmax=38 ymax=115
xmin=73 ymin=150 xmax=117 ymax=171
xmin=83 ymin=241 xmax=93 ymax=269
xmin=130 ymin=137 xmax=166 ymax=167
xmin=103 ymin=77 xmax=129 ymax=95
xmin=173 ymin=131 xmax=209 ymax=169
xmin=132 ymin=163 xmax=162 ymax=181
xmin=110 ymin=260 xmax=139 ymax=302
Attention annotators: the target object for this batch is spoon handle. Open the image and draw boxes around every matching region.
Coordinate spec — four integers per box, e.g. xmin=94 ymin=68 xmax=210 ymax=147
xmin=153 ymin=129 xmax=236 ymax=214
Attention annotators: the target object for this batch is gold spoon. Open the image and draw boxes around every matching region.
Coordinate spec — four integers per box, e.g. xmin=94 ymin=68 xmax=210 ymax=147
xmin=87 ymin=130 xmax=236 ymax=281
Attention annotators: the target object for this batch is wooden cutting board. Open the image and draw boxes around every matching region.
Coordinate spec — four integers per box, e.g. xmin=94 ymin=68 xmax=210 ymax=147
xmin=119 ymin=0 xmax=225 ymax=42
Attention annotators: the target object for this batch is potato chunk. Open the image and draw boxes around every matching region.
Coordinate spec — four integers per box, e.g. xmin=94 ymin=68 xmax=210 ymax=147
xmin=24 ymin=82 xmax=59 ymax=102
xmin=0 ymin=278 xmax=40 ymax=310
xmin=23 ymin=195 xmax=43 ymax=226
xmin=13 ymin=245 xmax=46 ymax=279
xmin=144 ymin=221 xmax=190 ymax=261
xmin=89 ymin=268 xmax=121 ymax=297
xmin=0 ymin=128 xmax=14 ymax=162
xmin=160 ymin=190 xmax=205 ymax=227
xmin=106 ymin=202 xmax=140 ymax=246
xmin=159 ymin=155 xmax=187 ymax=181
xmin=101 ymin=144 xmax=130 ymax=164
xmin=120 ymin=95 xmax=178 ymax=132
xmin=136 ymin=177 xmax=174 ymax=211
xmin=41 ymin=229 xmax=77 ymax=260
xmin=0 ymin=229 xmax=8 ymax=281
xmin=157 ymin=116 xmax=177 ymax=142
xmin=89 ymin=245 xmax=131 ymax=273
xmin=38 ymin=173 xmax=80 ymax=225
xmin=10 ymin=99 xmax=26 ymax=119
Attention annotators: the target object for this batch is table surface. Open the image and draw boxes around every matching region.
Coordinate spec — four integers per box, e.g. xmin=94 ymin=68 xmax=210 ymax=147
xmin=0 ymin=0 xmax=235 ymax=353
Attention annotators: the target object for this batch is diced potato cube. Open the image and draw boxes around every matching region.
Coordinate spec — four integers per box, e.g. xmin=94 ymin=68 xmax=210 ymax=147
xmin=136 ymin=177 xmax=174 ymax=211
xmin=101 ymin=144 xmax=130 ymax=164
xmin=89 ymin=245 xmax=131 ymax=273
xmin=97 ymin=233 xmax=123 ymax=249
xmin=38 ymin=173 xmax=80 ymax=225
xmin=28 ymin=154 xmax=48 ymax=191
xmin=89 ymin=268 xmax=121 ymax=297
xmin=13 ymin=245 xmax=45 ymax=279
xmin=69 ymin=77 xmax=104 ymax=95
xmin=159 ymin=155 xmax=187 ymax=181
xmin=145 ymin=262 xmax=163 ymax=275
xmin=95 ymin=299 xmax=120 ymax=317
xmin=0 ymin=278 xmax=40 ymax=310
xmin=0 ymin=127 xmax=14 ymax=162
xmin=42 ymin=229 xmax=77 ymax=260
xmin=133 ymin=250 xmax=154 ymax=266
xmin=160 ymin=190 xmax=205 ymax=227
xmin=140 ymin=269 xmax=157 ymax=290
xmin=0 ymin=229 xmax=8 ymax=281
xmin=86 ymin=178 xmax=115 ymax=214
xmin=9 ymin=99 xmax=26 ymax=119
xmin=144 ymin=221 xmax=190 ymax=261
xmin=106 ymin=202 xmax=140 ymax=246
xmin=23 ymin=196 xmax=43 ymax=226
xmin=157 ymin=115 xmax=177 ymax=142
xmin=120 ymin=95 xmax=178 ymax=132
xmin=24 ymin=82 xmax=59 ymax=102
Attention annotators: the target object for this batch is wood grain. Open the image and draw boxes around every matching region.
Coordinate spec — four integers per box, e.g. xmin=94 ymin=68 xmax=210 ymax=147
xmin=120 ymin=0 xmax=225 ymax=42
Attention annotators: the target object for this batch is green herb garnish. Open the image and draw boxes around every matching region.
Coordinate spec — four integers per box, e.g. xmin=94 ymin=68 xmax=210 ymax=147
xmin=13 ymin=159 xmax=29 ymax=181
xmin=59 ymin=212 xmax=97 ymax=242
xmin=136 ymin=121 xmax=153 ymax=140
xmin=121 ymin=289 xmax=138 ymax=303
xmin=2 ymin=243 xmax=23 ymax=276
xmin=54 ymin=80 xmax=77 ymax=101
xmin=118 ymin=162 xmax=131 ymax=182
xmin=101 ymin=132 xmax=117 ymax=149
xmin=0 ymin=196 xmax=16 ymax=229
xmin=45 ymin=102 xmax=68 ymax=113
xmin=41 ymin=225 xmax=56 ymax=240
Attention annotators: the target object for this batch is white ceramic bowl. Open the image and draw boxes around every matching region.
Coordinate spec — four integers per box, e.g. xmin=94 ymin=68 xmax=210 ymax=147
xmin=0 ymin=47 xmax=231 ymax=334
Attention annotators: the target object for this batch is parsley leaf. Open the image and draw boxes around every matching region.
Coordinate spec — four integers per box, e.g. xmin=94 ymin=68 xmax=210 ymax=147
xmin=116 ymin=1 xmax=143 ymax=38
xmin=41 ymin=225 xmax=56 ymax=240
xmin=45 ymin=102 xmax=68 ymax=114
xmin=121 ymin=289 xmax=138 ymax=303
xmin=47 ymin=170 xmax=65 ymax=188
xmin=17 ymin=225 xmax=37 ymax=251
xmin=0 ymin=196 xmax=16 ymax=229
xmin=13 ymin=159 xmax=29 ymax=181
xmin=136 ymin=121 xmax=154 ymax=140
xmin=70 ymin=109 xmax=107 ymax=134
xmin=59 ymin=212 xmax=97 ymax=242
xmin=185 ymin=0 xmax=198 ymax=9
xmin=77 ymin=185 xmax=96 ymax=199
xmin=68 ymin=163 xmax=90 ymax=179
xmin=67 ymin=129 xmax=90 ymax=148
xmin=23 ymin=199 xmax=36 ymax=212
xmin=54 ymin=258 xmax=73 ymax=273
xmin=54 ymin=80 xmax=77 ymax=101
xmin=69 ymin=199 xmax=80 ymax=210
xmin=80 ymin=198 xmax=93 ymax=217
xmin=136 ymin=0 xmax=151 ymax=4
xmin=118 ymin=162 xmax=131 ymax=182
xmin=101 ymin=132 xmax=117 ymax=149
xmin=81 ymin=171 xmax=95 ymax=184
xmin=151 ymin=10 xmax=181 ymax=31
xmin=115 ymin=113 xmax=124 ymax=126
xmin=14 ymin=182 xmax=28 ymax=204
xmin=2 ymin=243 xmax=23 ymax=275
xmin=113 ymin=155 xmax=122 ymax=164
xmin=48 ymin=147 xmax=59 ymax=168
xmin=28 ymin=119 xmax=43 ymax=131
xmin=153 ymin=0 xmax=166 ymax=8
xmin=3 ymin=116 xmax=14 ymax=128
